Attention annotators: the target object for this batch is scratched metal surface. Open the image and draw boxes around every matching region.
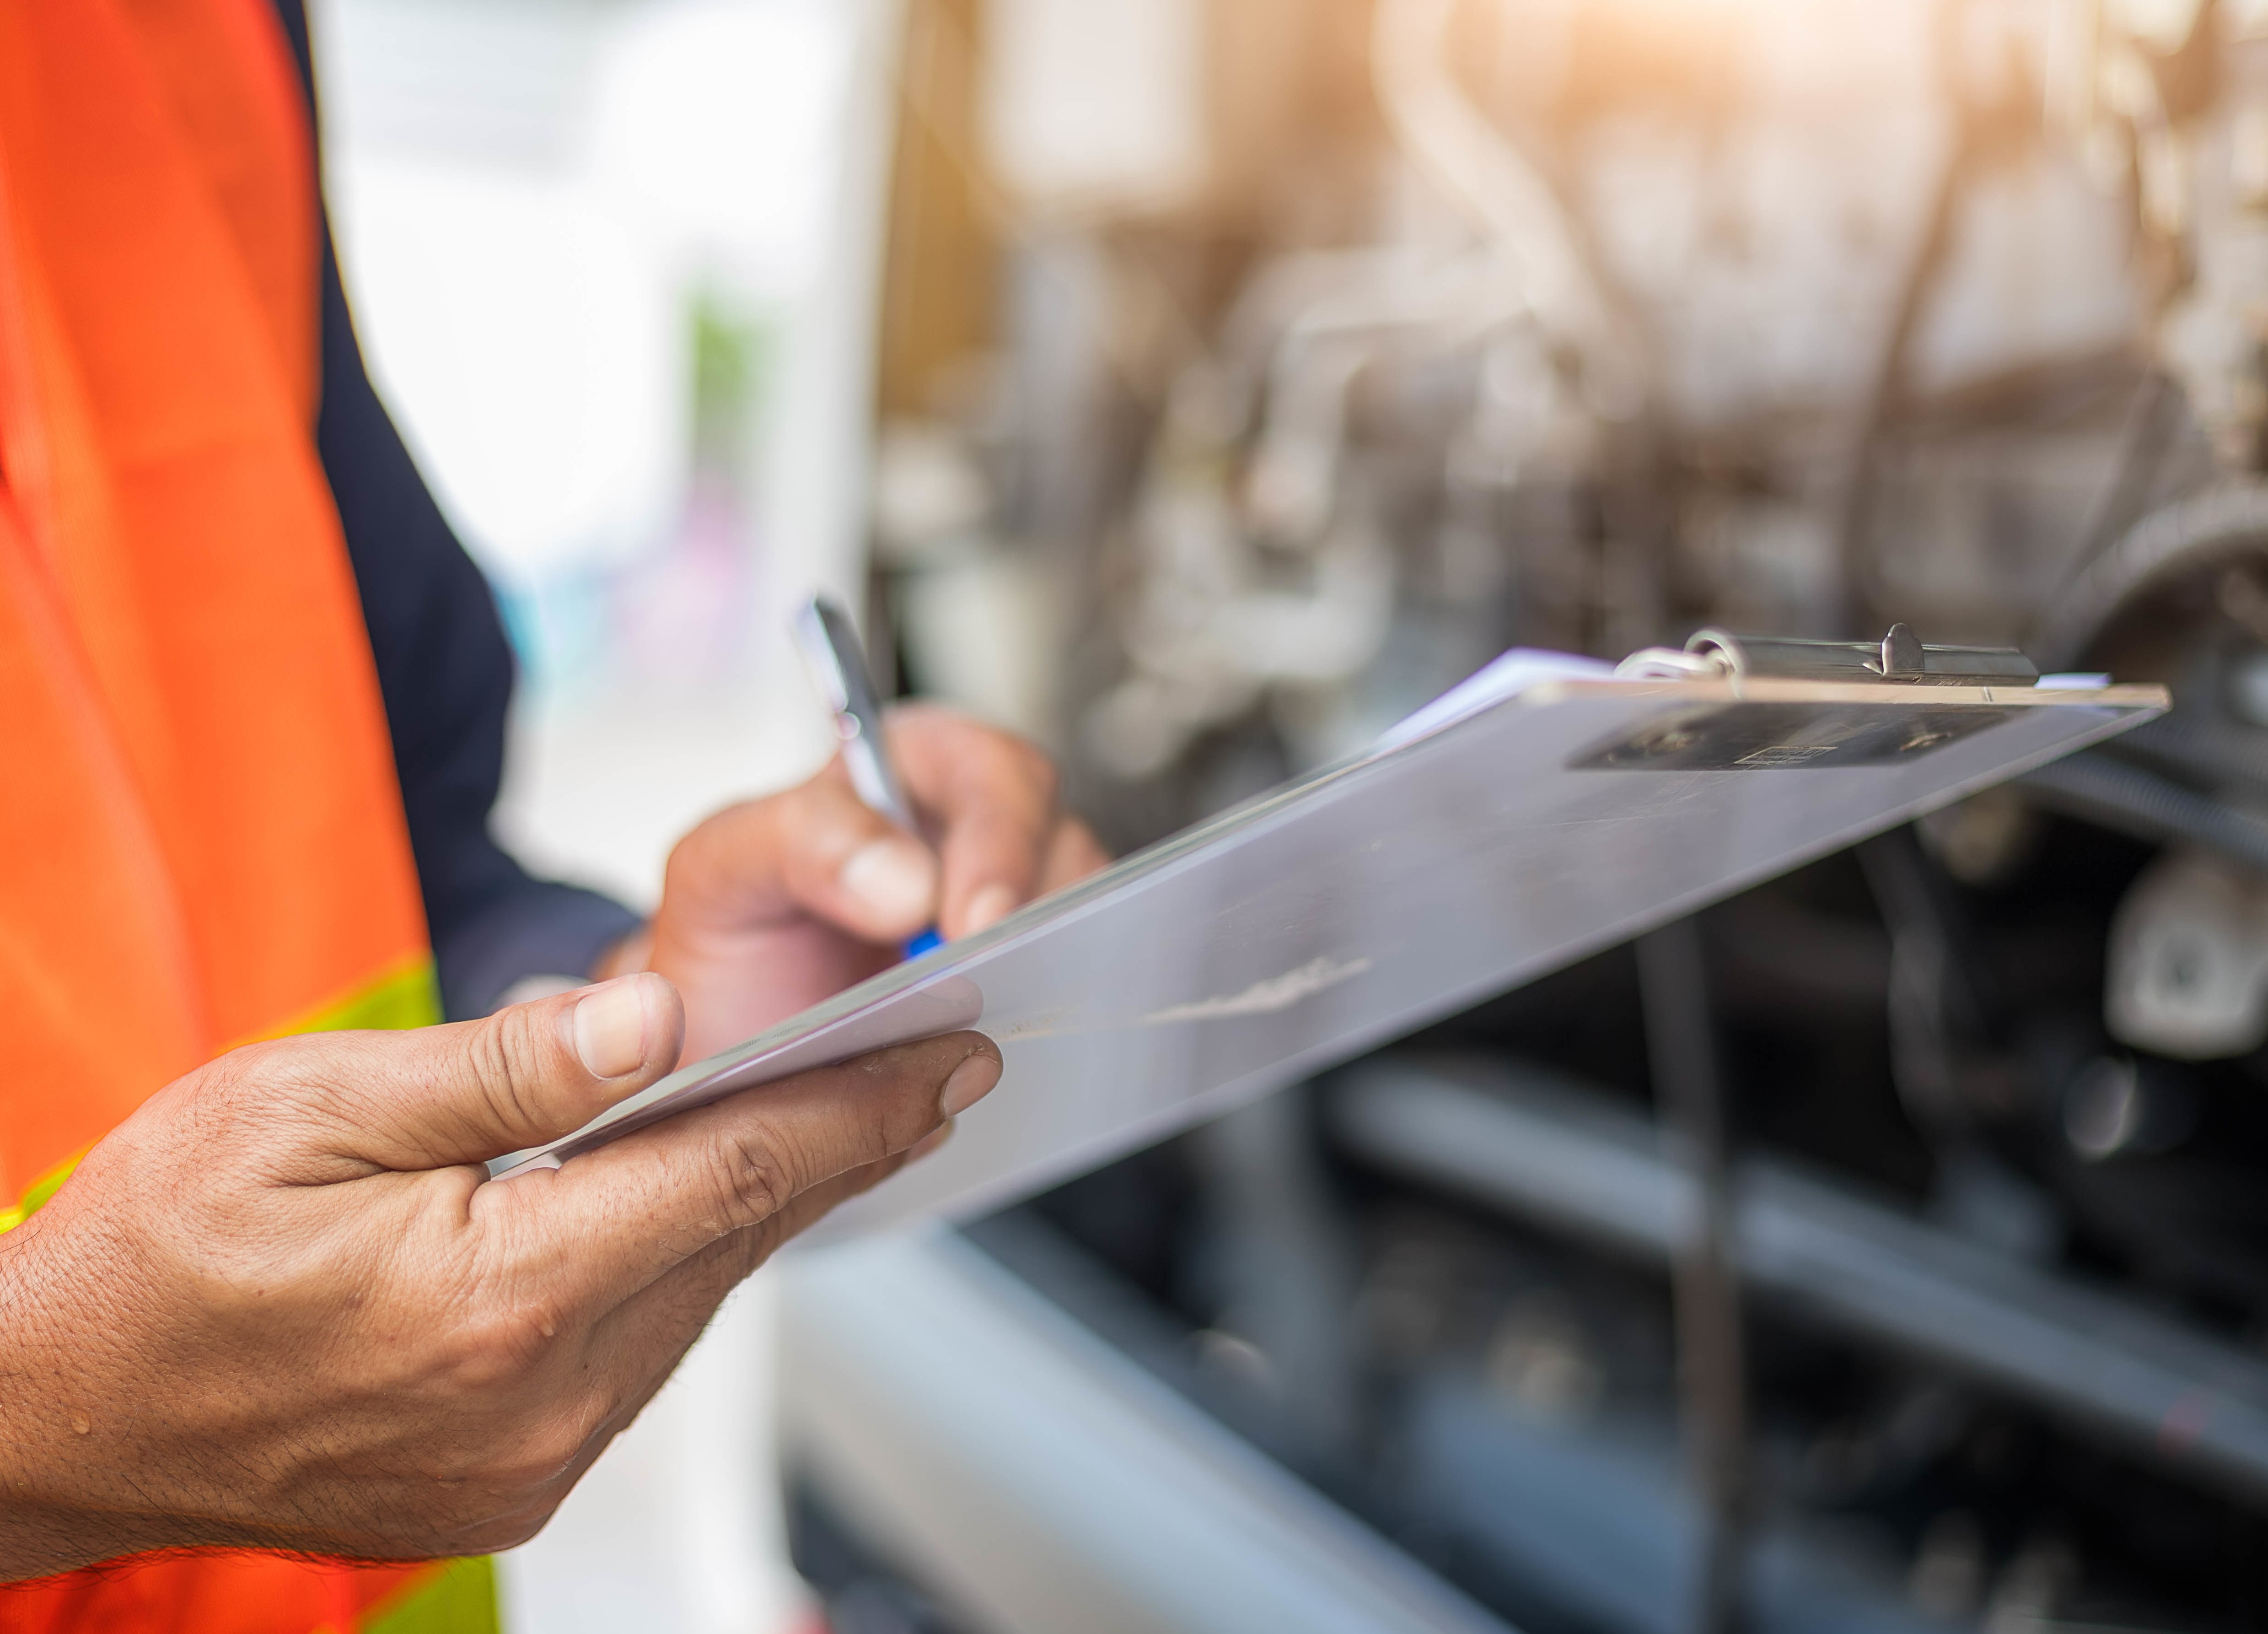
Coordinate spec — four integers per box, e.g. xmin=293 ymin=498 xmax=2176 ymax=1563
xmin=491 ymin=677 xmax=2163 ymax=1240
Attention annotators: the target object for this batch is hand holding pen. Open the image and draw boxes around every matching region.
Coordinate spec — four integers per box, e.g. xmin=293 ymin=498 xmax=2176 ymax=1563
xmin=792 ymin=596 xmax=1112 ymax=966
xmin=634 ymin=619 xmax=1107 ymax=1061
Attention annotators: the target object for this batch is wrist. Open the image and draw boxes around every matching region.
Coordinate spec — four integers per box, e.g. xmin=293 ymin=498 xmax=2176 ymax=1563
xmin=0 ymin=1221 xmax=147 ymax=1581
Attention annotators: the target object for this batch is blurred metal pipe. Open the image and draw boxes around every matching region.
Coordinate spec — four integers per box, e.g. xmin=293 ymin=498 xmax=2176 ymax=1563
xmin=1327 ymin=1055 xmax=2268 ymax=1509
xmin=2021 ymin=750 xmax=2268 ymax=875
xmin=779 ymin=1230 xmax=1514 ymax=1634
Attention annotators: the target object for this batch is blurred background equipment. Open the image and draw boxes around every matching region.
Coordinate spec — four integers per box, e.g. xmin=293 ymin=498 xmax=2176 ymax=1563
xmin=308 ymin=0 xmax=2268 ymax=1628
xmin=795 ymin=1 xmax=2268 ymax=1632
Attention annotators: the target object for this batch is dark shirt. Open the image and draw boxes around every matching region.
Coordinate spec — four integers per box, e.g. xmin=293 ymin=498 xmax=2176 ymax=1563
xmin=272 ymin=0 xmax=641 ymax=1019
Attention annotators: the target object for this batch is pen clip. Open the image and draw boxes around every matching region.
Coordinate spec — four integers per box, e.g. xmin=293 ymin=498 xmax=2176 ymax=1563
xmin=795 ymin=596 xmax=919 ymax=832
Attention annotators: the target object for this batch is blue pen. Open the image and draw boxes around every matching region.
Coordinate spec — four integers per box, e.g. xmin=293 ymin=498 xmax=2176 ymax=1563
xmin=794 ymin=596 xmax=945 ymax=960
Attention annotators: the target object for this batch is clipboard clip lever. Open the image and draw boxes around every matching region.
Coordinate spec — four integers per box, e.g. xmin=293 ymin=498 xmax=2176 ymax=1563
xmin=1615 ymin=624 xmax=2039 ymax=687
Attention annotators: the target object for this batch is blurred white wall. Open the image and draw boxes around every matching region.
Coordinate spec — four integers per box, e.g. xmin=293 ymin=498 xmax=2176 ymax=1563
xmin=318 ymin=0 xmax=895 ymax=909
xmin=313 ymin=0 xmax=903 ymax=1627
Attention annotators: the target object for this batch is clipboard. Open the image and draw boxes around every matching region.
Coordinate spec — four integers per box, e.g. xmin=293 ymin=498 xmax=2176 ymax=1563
xmin=491 ymin=634 xmax=2166 ymax=1241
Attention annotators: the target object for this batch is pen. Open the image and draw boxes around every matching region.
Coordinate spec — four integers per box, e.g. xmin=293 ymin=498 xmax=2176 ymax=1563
xmin=793 ymin=595 xmax=945 ymax=959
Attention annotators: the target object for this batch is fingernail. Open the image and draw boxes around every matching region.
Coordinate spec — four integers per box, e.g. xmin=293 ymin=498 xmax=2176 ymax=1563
xmin=908 ymin=1121 xmax=955 ymax=1161
xmin=841 ymin=839 xmax=935 ymax=926
xmin=574 ymin=976 xmax=651 ymax=1079
xmin=963 ymin=882 xmax=1018 ymax=934
xmin=939 ymin=1050 xmax=1002 ymax=1117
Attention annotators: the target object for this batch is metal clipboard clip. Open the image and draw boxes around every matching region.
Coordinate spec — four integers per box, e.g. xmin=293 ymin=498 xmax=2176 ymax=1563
xmin=1582 ymin=625 xmax=2042 ymax=771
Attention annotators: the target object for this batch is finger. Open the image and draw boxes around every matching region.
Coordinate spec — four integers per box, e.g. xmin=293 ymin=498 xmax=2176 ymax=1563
xmin=501 ymin=1147 xmax=922 ymax=1524
xmin=886 ymin=704 xmax=1061 ymax=937
xmin=589 ymin=1143 xmax=920 ymax=1371
xmin=663 ymin=776 xmax=939 ymax=946
xmin=486 ymin=1032 xmax=1001 ymax=1312
xmin=235 ymin=974 xmax=685 ymax=1176
xmin=1040 ymin=816 xmax=1113 ymax=893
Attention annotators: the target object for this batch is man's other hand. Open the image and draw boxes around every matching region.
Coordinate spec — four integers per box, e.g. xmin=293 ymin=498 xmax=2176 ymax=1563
xmin=0 ymin=973 xmax=999 ymax=1581
xmin=641 ymin=704 xmax=1110 ymax=1062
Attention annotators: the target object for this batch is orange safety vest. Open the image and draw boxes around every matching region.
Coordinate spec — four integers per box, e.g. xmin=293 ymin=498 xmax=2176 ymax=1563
xmin=0 ymin=0 xmax=493 ymax=1628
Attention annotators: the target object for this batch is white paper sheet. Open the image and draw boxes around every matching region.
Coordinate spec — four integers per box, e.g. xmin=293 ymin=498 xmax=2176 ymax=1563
xmin=491 ymin=669 xmax=2165 ymax=1240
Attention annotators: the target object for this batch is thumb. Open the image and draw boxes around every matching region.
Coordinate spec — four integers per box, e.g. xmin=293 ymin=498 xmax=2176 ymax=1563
xmin=297 ymin=973 xmax=686 ymax=1172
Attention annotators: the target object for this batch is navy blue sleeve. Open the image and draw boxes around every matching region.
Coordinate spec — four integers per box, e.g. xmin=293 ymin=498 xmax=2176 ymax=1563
xmin=272 ymin=0 xmax=643 ymax=1019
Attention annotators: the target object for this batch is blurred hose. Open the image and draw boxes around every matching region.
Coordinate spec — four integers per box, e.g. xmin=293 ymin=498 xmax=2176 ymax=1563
xmin=1637 ymin=921 xmax=1752 ymax=1634
xmin=1835 ymin=0 xmax=1978 ymax=635
xmin=2031 ymin=480 xmax=2268 ymax=669
xmin=2022 ymin=750 xmax=2268 ymax=875
xmin=1368 ymin=0 xmax=1642 ymax=417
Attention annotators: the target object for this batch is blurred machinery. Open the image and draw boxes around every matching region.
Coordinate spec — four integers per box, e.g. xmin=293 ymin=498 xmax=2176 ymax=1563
xmin=785 ymin=2 xmax=2268 ymax=1631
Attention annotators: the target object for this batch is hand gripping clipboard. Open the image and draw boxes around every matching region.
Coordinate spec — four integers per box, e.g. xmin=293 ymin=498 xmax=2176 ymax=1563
xmin=490 ymin=633 xmax=2166 ymax=1242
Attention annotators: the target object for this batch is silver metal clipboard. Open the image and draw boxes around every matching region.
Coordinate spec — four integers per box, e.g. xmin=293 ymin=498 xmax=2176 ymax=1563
xmin=491 ymin=640 xmax=2165 ymax=1242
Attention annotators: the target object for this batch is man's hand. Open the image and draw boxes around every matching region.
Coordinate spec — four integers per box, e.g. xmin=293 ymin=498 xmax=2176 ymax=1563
xmin=0 ymin=973 xmax=999 ymax=1581
xmin=642 ymin=704 xmax=1111 ymax=1062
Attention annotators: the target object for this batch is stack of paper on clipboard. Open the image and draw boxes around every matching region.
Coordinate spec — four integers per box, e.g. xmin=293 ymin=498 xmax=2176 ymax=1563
xmin=493 ymin=627 xmax=2166 ymax=1241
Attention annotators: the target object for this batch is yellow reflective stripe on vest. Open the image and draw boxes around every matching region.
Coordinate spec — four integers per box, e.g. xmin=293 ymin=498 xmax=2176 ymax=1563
xmin=0 ymin=954 xmax=442 ymax=1234
xmin=0 ymin=1146 xmax=87 ymax=1232
xmin=360 ymin=1556 xmax=500 ymax=1634
xmin=241 ymin=949 xmax=444 ymax=1044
